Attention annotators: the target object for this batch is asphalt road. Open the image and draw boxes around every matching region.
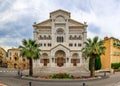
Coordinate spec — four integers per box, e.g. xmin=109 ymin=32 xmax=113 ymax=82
xmin=0 ymin=68 xmax=120 ymax=86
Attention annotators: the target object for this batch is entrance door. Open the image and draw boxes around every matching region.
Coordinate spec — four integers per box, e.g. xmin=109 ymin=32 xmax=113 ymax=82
xmin=73 ymin=59 xmax=77 ymax=66
xmin=57 ymin=58 xmax=64 ymax=67
xmin=43 ymin=59 xmax=48 ymax=66
xmin=14 ymin=63 xmax=17 ymax=68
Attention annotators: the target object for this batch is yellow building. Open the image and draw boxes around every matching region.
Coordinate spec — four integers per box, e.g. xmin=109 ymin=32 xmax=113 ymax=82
xmin=7 ymin=48 xmax=29 ymax=69
xmin=0 ymin=47 xmax=7 ymax=67
xmin=101 ymin=37 xmax=120 ymax=69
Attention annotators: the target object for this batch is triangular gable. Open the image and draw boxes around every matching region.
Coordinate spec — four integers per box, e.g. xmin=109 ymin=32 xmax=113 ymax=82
xmin=33 ymin=19 xmax=51 ymax=27
xmin=50 ymin=44 xmax=70 ymax=51
xmin=69 ymin=19 xmax=87 ymax=27
xmin=50 ymin=9 xmax=70 ymax=15
xmin=50 ymin=9 xmax=71 ymax=19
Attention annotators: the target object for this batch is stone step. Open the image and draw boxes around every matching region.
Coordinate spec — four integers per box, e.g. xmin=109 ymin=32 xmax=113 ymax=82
xmin=22 ymin=66 xmax=89 ymax=76
xmin=33 ymin=66 xmax=89 ymax=74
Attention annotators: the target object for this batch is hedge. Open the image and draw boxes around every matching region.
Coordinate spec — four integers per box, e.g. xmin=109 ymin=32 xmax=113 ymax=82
xmin=111 ymin=63 xmax=120 ymax=69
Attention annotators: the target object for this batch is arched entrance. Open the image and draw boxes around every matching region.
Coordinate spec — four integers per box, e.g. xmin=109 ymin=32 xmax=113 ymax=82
xmin=71 ymin=53 xmax=80 ymax=66
xmin=41 ymin=53 xmax=49 ymax=66
xmin=55 ymin=50 xmax=66 ymax=67
xmin=14 ymin=63 xmax=17 ymax=68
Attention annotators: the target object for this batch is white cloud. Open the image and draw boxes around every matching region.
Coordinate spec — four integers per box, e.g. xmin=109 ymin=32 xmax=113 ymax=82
xmin=0 ymin=0 xmax=120 ymax=50
xmin=70 ymin=0 xmax=120 ymax=39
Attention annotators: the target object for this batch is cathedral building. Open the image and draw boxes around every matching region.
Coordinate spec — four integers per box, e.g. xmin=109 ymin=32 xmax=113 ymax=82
xmin=33 ymin=9 xmax=87 ymax=68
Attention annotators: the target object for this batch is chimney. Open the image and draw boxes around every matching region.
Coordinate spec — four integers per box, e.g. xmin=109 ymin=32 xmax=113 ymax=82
xmin=104 ymin=37 xmax=109 ymax=40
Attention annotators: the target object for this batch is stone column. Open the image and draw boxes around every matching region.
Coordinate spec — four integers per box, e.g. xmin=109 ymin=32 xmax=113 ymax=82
xmin=49 ymin=57 xmax=52 ymax=67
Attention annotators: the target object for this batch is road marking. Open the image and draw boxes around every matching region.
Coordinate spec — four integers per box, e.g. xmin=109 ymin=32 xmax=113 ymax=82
xmin=0 ymin=70 xmax=18 ymax=73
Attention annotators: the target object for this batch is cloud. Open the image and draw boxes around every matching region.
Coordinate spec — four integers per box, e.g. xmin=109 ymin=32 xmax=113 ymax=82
xmin=0 ymin=0 xmax=120 ymax=50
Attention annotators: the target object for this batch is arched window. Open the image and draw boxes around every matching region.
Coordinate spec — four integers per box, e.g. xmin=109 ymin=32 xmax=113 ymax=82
xmin=69 ymin=43 xmax=73 ymax=47
xmin=74 ymin=35 xmax=77 ymax=40
xmin=48 ymin=35 xmax=51 ymax=40
xmin=69 ymin=35 xmax=72 ymax=40
xmin=78 ymin=43 xmax=82 ymax=47
xmin=79 ymin=35 xmax=82 ymax=40
xmin=38 ymin=35 xmax=43 ymax=40
xmin=74 ymin=43 xmax=76 ymax=47
xmin=44 ymin=35 xmax=47 ymax=40
xmin=57 ymin=36 xmax=64 ymax=42
xmin=57 ymin=28 xmax=64 ymax=35
xmin=44 ymin=43 xmax=46 ymax=46
xmin=56 ymin=28 xmax=64 ymax=43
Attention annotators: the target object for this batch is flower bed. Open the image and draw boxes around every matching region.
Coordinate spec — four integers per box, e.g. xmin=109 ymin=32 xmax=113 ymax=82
xmin=27 ymin=73 xmax=102 ymax=80
xmin=51 ymin=73 xmax=74 ymax=79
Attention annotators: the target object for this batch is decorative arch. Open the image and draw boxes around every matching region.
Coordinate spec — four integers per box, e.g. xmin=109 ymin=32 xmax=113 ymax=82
xmin=55 ymin=50 xmax=66 ymax=67
xmin=55 ymin=15 xmax=65 ymax=22
xmin=71 ymin=53 xmax=80 ymax=66
xmin=42 ymin=53 xmax=48 ymax=58
xmin=51 ymin=44 xmax=70 ymax=57
xmin=41 ymin=53 xmax=49 ymax=66
xmin=56 ymin=28 xmax=64 ymax=35
xmin=55 ymin=50 xmax=66 ymax=58
xmin=72 ymin=53 xmax=79 ymax=59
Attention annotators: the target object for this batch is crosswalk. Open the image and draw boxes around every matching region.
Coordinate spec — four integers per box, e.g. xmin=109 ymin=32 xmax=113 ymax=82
xmin=0 ymin=68 xmax=18 ymax=76
xmin=0 ymin=71 xmax=17 ymax=72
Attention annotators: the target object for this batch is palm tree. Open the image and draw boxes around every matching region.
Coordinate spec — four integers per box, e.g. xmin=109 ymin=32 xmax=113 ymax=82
xmin=82 ymin=36 xmax=105 ymax=77
xmin=19 ymin=39 xmax=40 ymax=76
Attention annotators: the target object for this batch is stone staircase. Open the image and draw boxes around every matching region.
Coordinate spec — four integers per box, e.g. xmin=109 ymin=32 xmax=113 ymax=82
xmin=32 ymin=65 xmax=89 ymax=76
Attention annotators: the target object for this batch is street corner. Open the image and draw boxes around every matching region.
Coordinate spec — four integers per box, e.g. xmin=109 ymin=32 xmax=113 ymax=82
xmin=0 ymin=83 xmax=7 ymax=86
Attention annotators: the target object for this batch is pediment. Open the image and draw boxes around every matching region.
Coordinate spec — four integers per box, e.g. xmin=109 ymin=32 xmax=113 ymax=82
xmin=33 ymin=19 xmax=51 ymax=27
xmin=69 ymin=19 xmax=87 ymax=27
xmin=50 ymin=9 xmax=70 ymax=19
xmin=51 ymin=44 xmax=70 ymax=51
xmin=50 ymin=9 xmax=70 ymax=17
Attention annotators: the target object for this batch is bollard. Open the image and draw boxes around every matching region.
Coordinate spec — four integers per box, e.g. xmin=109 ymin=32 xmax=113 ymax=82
xmin=104 ymin=71 xmax=106 ymax=76
xmin=29 ymin=82 xmax=32 ymax=86
xmin=83 ymin=82 xmax=85 ymax=86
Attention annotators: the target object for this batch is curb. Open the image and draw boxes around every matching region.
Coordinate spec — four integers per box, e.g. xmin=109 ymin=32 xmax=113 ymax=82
xmin=21 ymin=75 xmax=110 ymax=82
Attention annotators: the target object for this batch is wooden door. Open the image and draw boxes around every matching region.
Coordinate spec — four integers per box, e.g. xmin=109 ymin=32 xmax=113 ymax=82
xmin=57 ymin=58 xmax=64 ymax=67
xmin=43 ymin=59 xmax=48 ymax=66
xmin=73 ymin=59 xmax=77 ymax=66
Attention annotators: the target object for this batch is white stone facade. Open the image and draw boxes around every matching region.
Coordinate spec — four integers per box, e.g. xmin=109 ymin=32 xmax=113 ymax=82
xmin=33 ymin=9 xmax=87 ymax=68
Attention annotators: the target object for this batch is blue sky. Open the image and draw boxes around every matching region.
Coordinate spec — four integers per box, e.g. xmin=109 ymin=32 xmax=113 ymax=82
xmin=0 ymin=0 xmax=120 ymax=50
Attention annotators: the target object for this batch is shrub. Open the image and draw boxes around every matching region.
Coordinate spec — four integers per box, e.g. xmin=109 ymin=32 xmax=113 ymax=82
xmin=111 ymin=63 xmax=120 ymax=69
xmin=51 ymin=73 xmax=73 ymax=79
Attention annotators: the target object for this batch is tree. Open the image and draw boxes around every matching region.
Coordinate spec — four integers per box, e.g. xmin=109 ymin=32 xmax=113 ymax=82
xmin=95 ymin=56 xmax=102 ymax=70
xmin=19 ymin=39 xmax=40 ymax=76
xmin=89 ymin=56 xmax=102 ymax=71
xmin=82 ymin=36 xmax=105 ymax=77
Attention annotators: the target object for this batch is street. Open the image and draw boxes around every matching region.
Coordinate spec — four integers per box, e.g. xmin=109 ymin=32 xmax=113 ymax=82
xmin=0 ymin=68 xmax=120 ymax=86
